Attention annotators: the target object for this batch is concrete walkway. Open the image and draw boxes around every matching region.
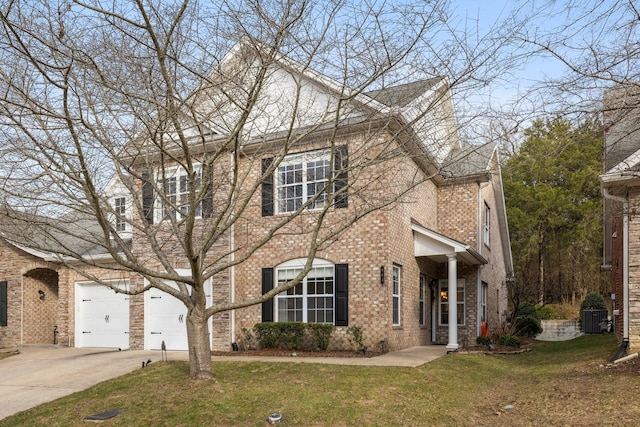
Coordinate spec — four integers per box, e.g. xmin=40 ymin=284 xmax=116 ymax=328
xmin=211 ymin=345 xmax=449 ymax=367
xmin=0 ymin=344 xmax=447 ymax=420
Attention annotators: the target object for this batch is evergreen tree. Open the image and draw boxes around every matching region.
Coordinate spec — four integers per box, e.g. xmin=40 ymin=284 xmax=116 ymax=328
xmin=503 ymin=117 xmax=607 ymax=310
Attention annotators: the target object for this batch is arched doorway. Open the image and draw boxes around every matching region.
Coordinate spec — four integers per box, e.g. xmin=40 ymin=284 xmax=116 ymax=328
xmin=23 ymin=268 xmax=59 ymax=344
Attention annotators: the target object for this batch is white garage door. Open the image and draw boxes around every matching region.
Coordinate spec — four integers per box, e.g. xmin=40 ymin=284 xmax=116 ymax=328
xmin=144 ymin=278 xmax=212 ymax=351
xmin=75 ymin=282 xmax=130 ymax=349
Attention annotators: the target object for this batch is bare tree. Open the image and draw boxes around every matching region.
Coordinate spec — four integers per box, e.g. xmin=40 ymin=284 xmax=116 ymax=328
xmin=0 ymin=0 xmax=526 ymax=379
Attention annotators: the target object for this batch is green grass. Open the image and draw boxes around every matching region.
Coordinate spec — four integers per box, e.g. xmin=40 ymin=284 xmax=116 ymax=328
xmin=1 ymin=335 xmax=636 ymax=426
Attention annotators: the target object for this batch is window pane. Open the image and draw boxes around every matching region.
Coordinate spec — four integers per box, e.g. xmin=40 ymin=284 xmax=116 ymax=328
xmin=276 ymin=152 xmax=330 ymax=213
xmin=276 ymin=263 xmax=335 ymax=324
xmin=393 ymin=296 xmax=400 ymax=324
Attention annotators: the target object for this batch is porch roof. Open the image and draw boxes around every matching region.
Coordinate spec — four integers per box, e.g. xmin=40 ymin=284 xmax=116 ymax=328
xmin=411 ymin=220 xmax=487 ymax=265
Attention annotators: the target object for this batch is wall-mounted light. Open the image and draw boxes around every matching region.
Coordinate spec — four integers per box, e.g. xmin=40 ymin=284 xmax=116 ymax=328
xmin=380 ymin=266 xmax=385 ymax=285
xmin=38 ymin=289 xmax=45 ymax=300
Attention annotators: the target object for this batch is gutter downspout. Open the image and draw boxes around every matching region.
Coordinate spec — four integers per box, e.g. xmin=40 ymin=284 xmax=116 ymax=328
xmin=477 ymin=182 xmax=489 ymax=336
xmin=602 ymin=187 xmax=629 ymax=359
xmin=229 ymin=152 xmax=236 ymax=348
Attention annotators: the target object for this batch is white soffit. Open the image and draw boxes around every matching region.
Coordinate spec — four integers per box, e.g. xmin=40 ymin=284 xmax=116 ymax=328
xmin=412 ymin=223 xmax=487 ymax=265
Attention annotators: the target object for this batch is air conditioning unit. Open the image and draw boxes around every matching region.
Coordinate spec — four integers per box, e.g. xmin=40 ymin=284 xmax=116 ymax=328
xmin=582 ymin=309 xmax=609 ymax=334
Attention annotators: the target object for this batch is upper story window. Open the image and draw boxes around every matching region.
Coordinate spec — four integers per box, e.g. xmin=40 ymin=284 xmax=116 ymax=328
xmin=157 ymin=165 xmax=202 ymax=222
xmin=276 ymin=151 xmax=330 ymax=213
xmin=483 ymin=202 xmax=490 ymax=246
xmin=114 ymin=196 xmax=127 ymax=232
xmin=261 ymin=146 xmax=348 ymax=217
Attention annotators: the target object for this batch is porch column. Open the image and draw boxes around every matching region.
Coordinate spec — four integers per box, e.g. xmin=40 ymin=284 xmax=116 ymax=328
xmin=446 ymin=253 xmax=458 ymax=351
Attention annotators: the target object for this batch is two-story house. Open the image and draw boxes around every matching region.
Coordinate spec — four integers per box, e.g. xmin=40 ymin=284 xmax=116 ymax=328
xmin=0 ymin=40 xmax=513 ymax=353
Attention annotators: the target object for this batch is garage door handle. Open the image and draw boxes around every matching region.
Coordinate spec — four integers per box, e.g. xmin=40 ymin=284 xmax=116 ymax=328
xmin=178 ymin=314 xmax=184 ymax=323
xmin=105 ymin=315 xmax=110 ymax=323
xmin=82 ymin=331 xmax=91 ymax=334
xmin=151 ymin=296 xmax=162 ymax=299
xmin=150 ymin=332 xmax=162 ymax=334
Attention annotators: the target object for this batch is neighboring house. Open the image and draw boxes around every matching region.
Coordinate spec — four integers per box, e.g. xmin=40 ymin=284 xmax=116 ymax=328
xmin=0 ymin=40 xmax=513 ymax=353
xmin=601 ymin=86 xmax=640 ymax=352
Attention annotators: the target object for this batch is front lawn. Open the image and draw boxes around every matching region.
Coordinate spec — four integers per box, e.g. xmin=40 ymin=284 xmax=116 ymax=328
xmin=1 ymin=335 xmax=636 ymax=426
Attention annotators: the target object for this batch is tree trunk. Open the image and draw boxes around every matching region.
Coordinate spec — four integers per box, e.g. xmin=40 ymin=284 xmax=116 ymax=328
xmin=185 ymin=304 xmax=213 ymax=380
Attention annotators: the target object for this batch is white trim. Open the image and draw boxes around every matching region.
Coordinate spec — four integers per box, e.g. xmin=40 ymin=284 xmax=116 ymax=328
xmin=392 ymin=265 xmax=402 ymax=326
xmin=411 ymin=222 xmax=487 ymax=265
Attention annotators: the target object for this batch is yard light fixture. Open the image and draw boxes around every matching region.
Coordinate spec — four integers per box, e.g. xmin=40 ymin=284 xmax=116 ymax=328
xmin=380 ymin=266 xmax=385 ymax=285
xmin=38 ymin=289 xmax=45 ymax=300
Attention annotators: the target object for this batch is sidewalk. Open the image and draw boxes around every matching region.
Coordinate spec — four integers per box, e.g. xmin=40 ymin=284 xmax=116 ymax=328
xmin=211 ymin=345 xmax=449 ymax=367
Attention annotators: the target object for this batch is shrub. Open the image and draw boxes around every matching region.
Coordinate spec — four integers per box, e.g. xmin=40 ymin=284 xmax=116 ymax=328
xmin=536 ymin=304 xmax=555 ymax=320
xmin=253 ymin=323 xmax=279 ymax=349
xmin=476 ymin=336 xmax=492 ymax=346
xmin=253 ymin=323 xmax=334 ymax=351
xmin=498 ymin=334 xmax=521 ymax=347
xmin=517 ymin=315 xmax=543 ymax=337
xmin=306 ymin=324 xmax=334 ymax=350
xmin=239 ymin=327 xmax=256 ymax=350
xmin=553 ymin=302 xmax=579 ymax=320
xmin=514 ymin=303 xmax=543 ymax=336
xmin=346 ymin=325 xmax=365 ymax=350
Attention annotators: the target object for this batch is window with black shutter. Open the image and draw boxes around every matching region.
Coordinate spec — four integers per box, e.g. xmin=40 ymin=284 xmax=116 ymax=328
xmin=261 ymin=268 xmax=274 ymax=322
xmin=0 ymin=281 xmax=7 ymax=327
xmin=261 ymin=158 xmax=274 ymax=217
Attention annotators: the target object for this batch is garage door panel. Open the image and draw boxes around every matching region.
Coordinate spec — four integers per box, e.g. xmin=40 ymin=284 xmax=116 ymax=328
xmin=76 ymin=283 xmax=130 ymax=349
xmin=145 ymin=286 xmax=188 ymax=350
xmin=145 ymin=281 xmax=212 ymax=351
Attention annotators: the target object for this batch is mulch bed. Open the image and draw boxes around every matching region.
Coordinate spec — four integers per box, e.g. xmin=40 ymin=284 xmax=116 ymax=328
xmin=211 ymin=348 xmax=379 ymax=358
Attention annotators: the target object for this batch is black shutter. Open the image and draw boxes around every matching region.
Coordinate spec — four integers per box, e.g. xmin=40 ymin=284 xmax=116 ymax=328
xmin=0 ymin=281 xmax=7 ymax=327
xmin=261 ymin=158 xmax=274 ymax=217
xmin=261 ymin=268 xmax=274 ymax=322
xmin=334 ymin=145 xmax=348 ymax=208
xmin=335 ymin=264 xmax=348 ymax=326
xmin=201 ymin=163 xmax=214 ymax=218
xmin=141 ymin=171 xmax=154 ymax=224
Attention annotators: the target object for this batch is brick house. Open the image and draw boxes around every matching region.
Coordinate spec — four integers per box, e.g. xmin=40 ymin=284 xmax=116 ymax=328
xmin=602 ymin=86 xmax=640 ymax=353
xmin=0 ymin=40 xmax=513 ymax=352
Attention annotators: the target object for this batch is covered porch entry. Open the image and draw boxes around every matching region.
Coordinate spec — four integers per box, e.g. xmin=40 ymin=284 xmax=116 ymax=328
xmin=412 ymin=221 xmax=487 ymax=350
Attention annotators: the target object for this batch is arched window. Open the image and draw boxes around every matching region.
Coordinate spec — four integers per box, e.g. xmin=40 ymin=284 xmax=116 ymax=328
xmin=275 ymin=259 xmax=335 ymax=323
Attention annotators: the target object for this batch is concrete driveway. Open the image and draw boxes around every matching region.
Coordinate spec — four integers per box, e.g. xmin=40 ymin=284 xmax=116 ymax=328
xmin=0 ymin=345 xmax=188 ymax=420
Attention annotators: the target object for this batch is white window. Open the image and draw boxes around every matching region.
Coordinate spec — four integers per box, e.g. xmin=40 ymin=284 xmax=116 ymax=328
xmin=276 ymin=150 xmax=330 ymax=213
xmin=392 ymin=265 xmax=401 ymax=326
xmin=114 ymin=196 xmax=127 ymax=232
xmin=275 ymin=259 xmax=334 ymax=323
xmin=483 ymin=202 xmax=490 ymax=246
xmin=157 ymin=165 xmax=202 ymax=221
xmin=419 ymin=274 xmax=426 ymax=326
xmin=439 ymin=279 xmax=465 ymax=326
